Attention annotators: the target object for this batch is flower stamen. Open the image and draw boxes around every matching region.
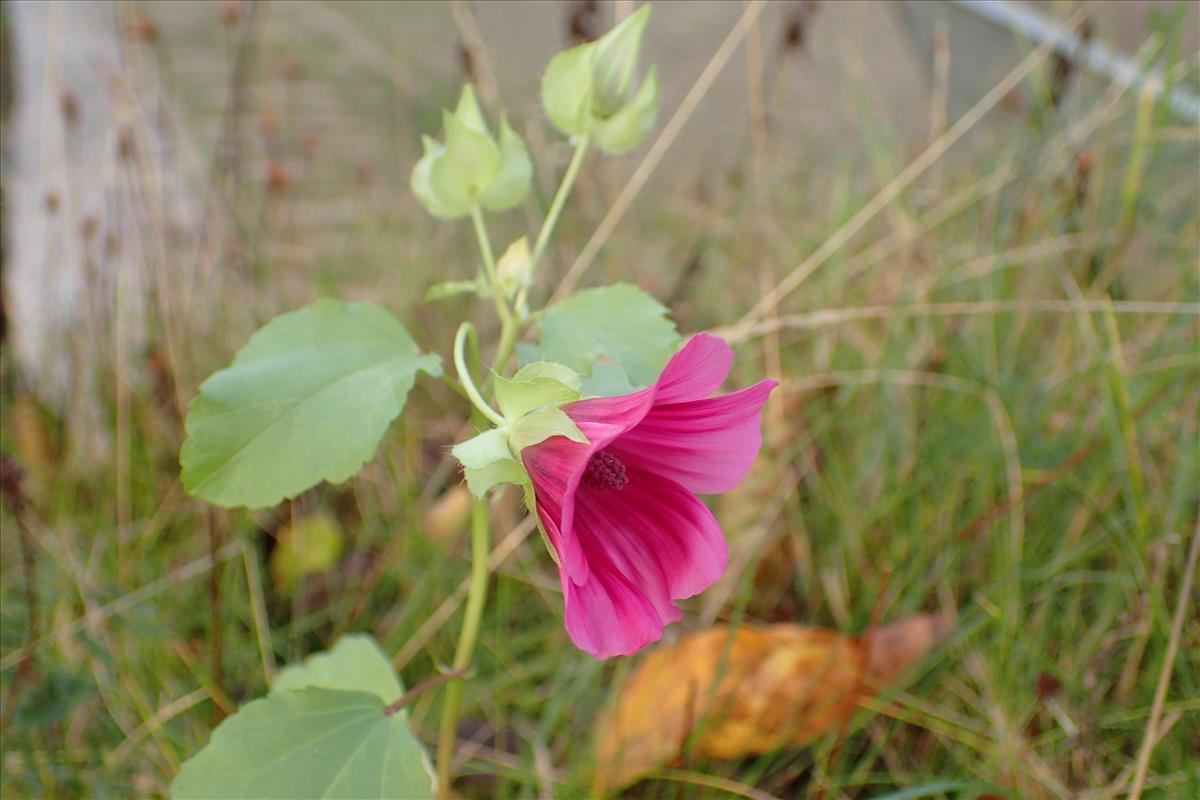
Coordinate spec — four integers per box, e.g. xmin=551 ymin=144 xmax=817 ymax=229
xmin=583 ymin=450 xmax=628 ymax=491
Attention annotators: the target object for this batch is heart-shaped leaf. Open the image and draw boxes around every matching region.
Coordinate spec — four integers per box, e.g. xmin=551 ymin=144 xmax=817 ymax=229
xmin=180 ymin=299 xmax=440 ymax=509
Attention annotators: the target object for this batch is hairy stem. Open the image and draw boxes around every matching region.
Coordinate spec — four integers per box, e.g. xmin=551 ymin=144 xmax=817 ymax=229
xmin=435 ymin=487 xmax=491 ymax=797
xmin=453 ymin=323 xmax=506 ymax=427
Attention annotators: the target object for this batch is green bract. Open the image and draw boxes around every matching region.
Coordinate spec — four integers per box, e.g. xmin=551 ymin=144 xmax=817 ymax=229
xmin=540 ymin=5 xmax=659 ymax=154
xmin=450 ymin=362 xmax=586 ymax=497
xmin=411 ymin=85 xmax=532 ymax=219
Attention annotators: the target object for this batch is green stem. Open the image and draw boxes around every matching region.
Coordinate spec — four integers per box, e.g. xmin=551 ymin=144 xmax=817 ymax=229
xmin=435 ymin=136 xmax=589 ymax=799
xmin=435 ymin=495 xmax=490 ymax=798
xmin=523 ymin=135 xmax=590 ymax=308
xmin=489 ymin=316 xmax=520 ymax=386
xmin=470 ymin=205 xmax=512 ymax=329
xmin=453 ymin=323 xmax=506 ymax=427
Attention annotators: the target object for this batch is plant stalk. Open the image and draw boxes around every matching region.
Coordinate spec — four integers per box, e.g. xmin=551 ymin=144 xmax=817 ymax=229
xmin=435 ymin=491 xmax=491 ymax=798
xmin=453 ymin=323 xmax=506 ymax=427
xmin=470 ymin=205 xmax=512 ymax=329
xmin=435 ymin=134 xmax=590 ymax=799
xmin=525 ymin=136 xmax=591 ymax=298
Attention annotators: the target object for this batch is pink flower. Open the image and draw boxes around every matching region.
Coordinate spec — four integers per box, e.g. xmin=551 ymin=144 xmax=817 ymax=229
xmin=522 ymin=334 xmax=777 ymax=658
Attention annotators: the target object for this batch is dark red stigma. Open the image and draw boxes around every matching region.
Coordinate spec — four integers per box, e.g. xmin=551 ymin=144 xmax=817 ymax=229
xmin=583 ymin=450 xmax=628 ymax=491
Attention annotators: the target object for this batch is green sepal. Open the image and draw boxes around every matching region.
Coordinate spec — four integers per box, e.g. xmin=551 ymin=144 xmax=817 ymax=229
xmin=480 ymin=114 xmax=532 ymax=210
xmin=453 ymin=84 xmax=489 ymax=135
xmin=411 ymin=136 xmax=463 ymax=219
xmin=451 ymin=428 xmax=524 ymax=498
xmin=431 ymin=110 xmax=500 ymax=212
xmin=541 ymin=41 xmax=596 ymax=138
xmin=463 ymin=460 xmax=527 ymax=499
xmin=509 ymin=407 xmax=586 ymax=454
xmin=592 ymin=5 xmax=651 ymax=118
xmin=594 ymin=66 xmax=659 ymax=154
xmin=495 ymin=362 xmax=582 ymax=419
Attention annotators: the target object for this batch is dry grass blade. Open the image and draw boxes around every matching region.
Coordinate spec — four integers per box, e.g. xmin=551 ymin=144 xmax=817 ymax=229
xmin=728 ymin=4 xmax=1093 ymax=337
xmin=1127 ymin=521 xmax=1200 ymax=800
xmin=0 ymin=541 xmax=245 ymax=673
xmin=721 ymin=300 xmax=1200 ymax=343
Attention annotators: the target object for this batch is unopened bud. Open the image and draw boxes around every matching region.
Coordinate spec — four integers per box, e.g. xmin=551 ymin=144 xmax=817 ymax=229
xmin=411 ymin=85 xmax=531 ymax=220
xmin=540 ymin=4 xmax=659 ymax=154
xmin=591 ymin=5 xmax=650 ymax=118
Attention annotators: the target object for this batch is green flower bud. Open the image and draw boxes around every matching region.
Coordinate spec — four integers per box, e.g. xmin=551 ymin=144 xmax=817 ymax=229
xmin=540 ymin=4 xmax=660 ymax=154
xmin=591 ymin=5 xmax=650 ymax=118
xmin=495 ymin=236 xmax=532 ymax=304
xmin=411 ymin=85 xmax=532 ymax=219
xmin=594 ymin=66 xmax=658 ymax=154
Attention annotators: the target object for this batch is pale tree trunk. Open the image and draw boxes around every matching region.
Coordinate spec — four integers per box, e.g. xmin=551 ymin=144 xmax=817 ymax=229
xmin=3 ymin=0 xmax=216 ymax=469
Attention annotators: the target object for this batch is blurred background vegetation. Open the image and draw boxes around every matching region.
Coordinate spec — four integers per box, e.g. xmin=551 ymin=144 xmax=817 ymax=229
xmin=1 ymin=1 xmax=1197 ymax=798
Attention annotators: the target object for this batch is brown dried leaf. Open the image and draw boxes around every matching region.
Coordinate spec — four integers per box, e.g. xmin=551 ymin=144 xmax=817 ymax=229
xmin=592 ymin=614 xmax=950 ymax=796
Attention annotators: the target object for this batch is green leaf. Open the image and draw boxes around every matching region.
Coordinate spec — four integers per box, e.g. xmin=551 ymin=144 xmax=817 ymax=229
xmin=495 ymin=362 xmax=582 ymax=419
xmin=170 ymin=688 xmax=434 ymax=800
xmin=425 ymin=277 xmax=487 ymax=302
xmin=452 ymin=428 xmax=524 ymax=497
xmin=541 ymin=42 xmax=596 ymax=138
xmin=480 ymin=115 xmax=532 ymax=211
xmin=527 ymin=283 xmax=679 ymax=389
xmin=180 ymin=299 xmax=441 ymax=509
xmin=509 ymin=407 xmax=586 ymax=453
xmin=581 ymin=359 xmax=640 ymax=397
xmin=271 ymin=634 xmax=401 ymax=704
xmin=172 ymin=634 xmax=434 ymax=799
xmin=592 ymin=5 xmax=651 ymax=118
xmin=432 ymin=110 xmax=500 ymax=211
xmin=594 ymin=66 xmax=659 ymax=154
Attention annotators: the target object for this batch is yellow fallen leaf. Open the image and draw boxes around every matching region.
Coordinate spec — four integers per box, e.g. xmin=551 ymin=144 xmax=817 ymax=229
xmin=270 ymin=512 xmax=344 ymax=594
xmin=592 ymin=614 xmax=951 ymax=796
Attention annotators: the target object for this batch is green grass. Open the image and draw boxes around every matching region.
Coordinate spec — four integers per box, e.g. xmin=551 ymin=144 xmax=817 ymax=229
xmin=2 ymin=3 xmax=1198 ymax=798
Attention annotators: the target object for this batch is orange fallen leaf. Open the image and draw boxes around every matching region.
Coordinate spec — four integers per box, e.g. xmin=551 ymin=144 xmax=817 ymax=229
xmin=592 ymin=614 xmax=951 ymax=796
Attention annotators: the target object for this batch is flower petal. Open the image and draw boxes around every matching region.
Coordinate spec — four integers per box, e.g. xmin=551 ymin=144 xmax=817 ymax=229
xmin=608 ymin=380 xmax=777 ymax=494
xmin=562 ymin=557 xmax=665 ymax=659
xmin=653 ymin=333 xmax=734 ymax=404
xmin=563 ymin=468 xmax=726 ymax=658
xmin=523 ymin=386 xmax=657 ymax=585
